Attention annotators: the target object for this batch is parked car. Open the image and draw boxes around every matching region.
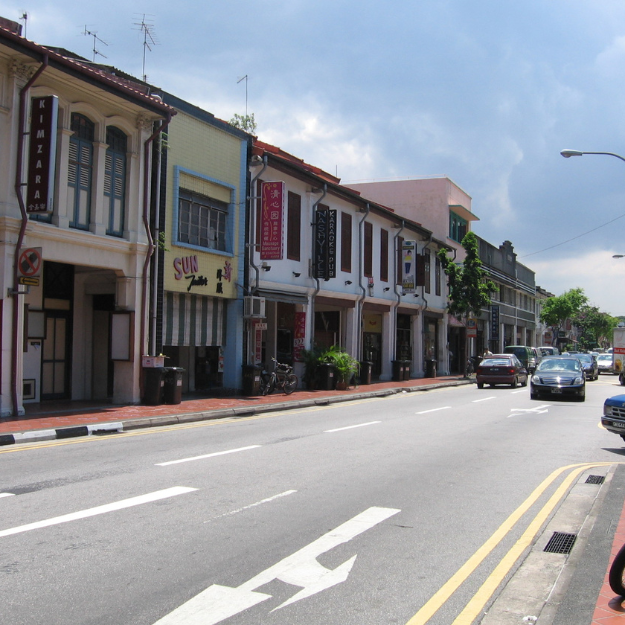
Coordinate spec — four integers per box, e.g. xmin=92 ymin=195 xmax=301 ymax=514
xmin=574 ymin=352 xmax=599 ymax=381
xmin=530 ymin=357 xmax=586 ymax=401
xmin=476 ymin=354 xmax=528 ymax=389
xmin=597 ymin=353 xmax=616 ymax=375
xmin=504 ymin=345 xmax=538 ymax=373
xmin=602 ymin=394 xmax=625 ymax=442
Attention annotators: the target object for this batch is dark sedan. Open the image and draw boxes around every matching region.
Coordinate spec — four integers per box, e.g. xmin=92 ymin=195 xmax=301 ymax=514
xmin=530 ymin=357 xmax=585 ymax=401
xmin=574 ymin=352 xmax=599 ymax=381
xmin=476 ymin=354 xmax=528 ymax=389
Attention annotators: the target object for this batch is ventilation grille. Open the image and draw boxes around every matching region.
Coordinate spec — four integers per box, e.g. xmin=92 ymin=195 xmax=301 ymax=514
xmin=544 ymin=532 xmax=577 ymax=554
xmin=586 ymin=475 xmax=605 ymax=485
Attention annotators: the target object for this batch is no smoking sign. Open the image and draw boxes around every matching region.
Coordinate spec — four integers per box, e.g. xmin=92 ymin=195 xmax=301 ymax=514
xmin=19 ymin=248 xmax=42 ymax=278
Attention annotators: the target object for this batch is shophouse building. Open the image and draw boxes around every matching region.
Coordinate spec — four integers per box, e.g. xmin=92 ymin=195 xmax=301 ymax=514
xmin=0 ymin=21 xmax=175 ymax=415
xmin=247 ymin=141 xmax=451 ymax=382
xmin=149 ymin=92 xmax=249 ymax=393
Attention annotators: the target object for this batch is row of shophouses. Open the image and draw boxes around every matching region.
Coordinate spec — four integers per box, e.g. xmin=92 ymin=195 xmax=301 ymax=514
xmin=0 ymin=19 xmax=555 ymax=415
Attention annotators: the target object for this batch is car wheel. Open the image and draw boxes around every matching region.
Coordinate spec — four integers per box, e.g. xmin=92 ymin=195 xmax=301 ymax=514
xmin=477 ymin=382 xmax=484 ymax=389
xmin=530 ymin=391 xmax=539 ymax=400
xmin=511 ymin=377 xmax=518 ymax=388
xmin=521 ymin=377 xmax=528 ymax=387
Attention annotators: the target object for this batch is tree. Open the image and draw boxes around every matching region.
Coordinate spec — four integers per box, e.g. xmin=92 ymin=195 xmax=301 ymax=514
xmin=438 ymin=231 xmax=496 ymax=373
xmin=229 ymin=113 xmax=257 ymax=134
xmin=572 ymin=305 xmax=618 ymax=349
xmin=540 ymin=288 xmax=588 ymax=346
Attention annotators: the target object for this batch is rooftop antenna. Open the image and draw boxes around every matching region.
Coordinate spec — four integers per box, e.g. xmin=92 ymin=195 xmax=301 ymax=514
xmin=237 ymin=75 xmax=248 ymax=118
xmin=133 ymin=14 xmax=159 ymax=82
xmin=19 ymin=11 xmax=27 ymax=38
xmin=82 ymin=26 xmax=108 ymax=62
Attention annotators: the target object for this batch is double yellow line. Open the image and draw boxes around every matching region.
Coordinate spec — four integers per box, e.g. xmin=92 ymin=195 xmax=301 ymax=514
xmin=406 ymin=462 xmax=614 ymax=625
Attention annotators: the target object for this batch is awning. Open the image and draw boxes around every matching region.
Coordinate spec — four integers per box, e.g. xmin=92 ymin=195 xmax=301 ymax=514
xmin=448 ymin=315 xmax=465 ymax=327
xmin=164 ymin=292 xmax=227 ymax=347
xmin=255 ymin=289 xmax=309 ymax=305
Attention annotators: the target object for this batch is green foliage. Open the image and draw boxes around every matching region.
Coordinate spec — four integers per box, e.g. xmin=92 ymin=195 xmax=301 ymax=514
xmin=572 ymin=304 xmax=618 ymax=348
xmin=321 ymin=346 xmax=360 ymax=384
xmin=229 ymin=113 xmax=257 ymax=134
xmin=157 ymin=230 xmax=169 ymax=252
xmin=437 ymin=231 xmax=496 ymax=319
xmin=540 ymin=288 xmax=588 ymax=329
xmin=300 ymin=346 xmax=325 ymax=388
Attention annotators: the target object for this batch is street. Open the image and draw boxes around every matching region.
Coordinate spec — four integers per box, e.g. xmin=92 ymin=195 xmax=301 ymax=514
xmin=1 ymin=376 xmax=623 ymax=625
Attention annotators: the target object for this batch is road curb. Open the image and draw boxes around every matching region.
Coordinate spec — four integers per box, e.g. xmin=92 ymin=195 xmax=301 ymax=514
xmin=0 ymin=378 xmax=473 ymax=445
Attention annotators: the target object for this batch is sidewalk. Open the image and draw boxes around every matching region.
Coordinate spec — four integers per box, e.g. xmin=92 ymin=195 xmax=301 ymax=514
xmin=0 ymin=374 xmax=471 ymax=445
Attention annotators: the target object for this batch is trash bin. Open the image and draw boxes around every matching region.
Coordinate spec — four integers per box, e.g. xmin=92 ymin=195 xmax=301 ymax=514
xmin=403 ymin=361 xmax=412 ymax=381
xmin=163 ymin=367 xmax=185 ymax=404
xmin=318 ymin=363 xmax=335 ymax=390
xmin=392 ymin=360 xmax=404 ymax=381
xmin=143 ymin=367 xmax=166 ymax=405
xmin=242 ymin=364 xmax=262 ymax=396
xmin=360 ymin=361 xmax=373 ymax=385
xmin=425 ymin=359 xmax=437 ymax=378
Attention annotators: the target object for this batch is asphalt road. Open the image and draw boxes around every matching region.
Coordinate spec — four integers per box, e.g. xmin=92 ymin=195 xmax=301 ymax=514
xmin=1 ymin=374 xmax=623 ymax=625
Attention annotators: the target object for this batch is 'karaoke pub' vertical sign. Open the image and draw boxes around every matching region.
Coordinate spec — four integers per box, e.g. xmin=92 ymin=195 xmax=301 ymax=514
xmin=314 ymin=208 xmax=336 ymax=280
xmin=27 ymin=95 xmax=58 ymax=213
xmin=260 ymin=181 xmax=285 ymax=260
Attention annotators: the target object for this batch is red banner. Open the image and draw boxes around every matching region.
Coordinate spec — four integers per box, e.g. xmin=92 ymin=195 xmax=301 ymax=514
xmin=260 ymin=181 xmax=284 ymax=260
xmin=294 ymin=312 xmax=306 ymax=361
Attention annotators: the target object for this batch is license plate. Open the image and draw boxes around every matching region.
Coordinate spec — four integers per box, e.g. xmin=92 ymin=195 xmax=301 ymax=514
xmin=551 ymin=388 xmax=562 ymax=394
xmin=612 ymin=421 xmax=625 ymax=429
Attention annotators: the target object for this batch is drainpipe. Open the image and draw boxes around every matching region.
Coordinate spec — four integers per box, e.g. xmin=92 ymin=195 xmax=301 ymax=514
xmin=249 ymin=156 xmax=267 ymax=295
xmin=309 ymin=184 xmax=327 ymax=345
xmin=392 ymin=220 xmax=405 ymax=360
xmin=12 ymin=56 xmax=48 ymax=416
xmin=150 ymin=130 xmax=164 ymax=354
xmin=356 ymin=203 xmax=370 ymax=359
xmin=141 ymin=114 xmax=172 ymax=362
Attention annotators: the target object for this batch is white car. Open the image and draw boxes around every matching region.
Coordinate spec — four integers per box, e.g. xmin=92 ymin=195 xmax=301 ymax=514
xmin=597 ymin=353 xmax=616 ymax=375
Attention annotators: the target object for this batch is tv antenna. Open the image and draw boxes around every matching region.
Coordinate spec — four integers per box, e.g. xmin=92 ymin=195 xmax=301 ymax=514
xmin=237 ymin=75 xmax=248 ymax=118
xmin=83 ymin=26 xmax=108 ymax=62
xmin=133 ymin=14 xmax=159 ymax=82
xmin=19 ymin=11 xmax=28 ymax=38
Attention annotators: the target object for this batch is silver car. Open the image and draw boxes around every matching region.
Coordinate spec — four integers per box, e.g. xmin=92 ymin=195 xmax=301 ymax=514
xmin=597 ymin=353 xmax=616 ymax=375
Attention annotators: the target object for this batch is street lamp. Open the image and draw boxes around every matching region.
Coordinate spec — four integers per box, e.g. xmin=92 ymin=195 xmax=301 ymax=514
xmin=560 ymin=149 xmax=625 ymax=163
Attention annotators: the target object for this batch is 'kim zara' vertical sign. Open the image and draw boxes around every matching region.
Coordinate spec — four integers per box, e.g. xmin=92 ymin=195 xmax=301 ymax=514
xmin=26 ymin=96 xmax=58 ymax=213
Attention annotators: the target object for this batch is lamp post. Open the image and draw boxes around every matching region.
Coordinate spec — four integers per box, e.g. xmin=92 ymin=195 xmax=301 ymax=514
xmin=560 ymin=149 xmax=625 ymax=163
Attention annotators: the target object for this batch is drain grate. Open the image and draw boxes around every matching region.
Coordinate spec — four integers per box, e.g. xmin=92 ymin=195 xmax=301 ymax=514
xmin=586 ymin=475 xmax=605 ymax=485
xmin=544 ymin=532 xmax=577 ymax=554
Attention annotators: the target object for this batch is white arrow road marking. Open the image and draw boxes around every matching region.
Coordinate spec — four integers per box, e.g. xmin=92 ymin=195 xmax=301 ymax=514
xmin=0 ymin=493 xmax=15 ymax=499
xmin=325 ymin=421 xmax=380 ymax=433
xmin=156 ymin=445 xmax=261 ymax=466
xmin=472 ymin=396 xmax=496 ymax=402
xmin=508 ymin=405 xmax=550 ymax=418
xmin=511 ymin=389 xmax=526 ymax=394
xmin=416 ymin=406 xmax=451 ymax=414
xmin=153 ymin=506 xmax=401 ymax=625
xmin=0 ymin=487 xmax=197 ymax=539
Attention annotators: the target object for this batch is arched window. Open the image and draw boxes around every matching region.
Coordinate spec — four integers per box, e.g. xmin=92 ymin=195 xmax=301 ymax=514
xmin=104 ymin=126 xmax=127 ymax=237
xmin=68 ymin=113 xmax=94 ymax=230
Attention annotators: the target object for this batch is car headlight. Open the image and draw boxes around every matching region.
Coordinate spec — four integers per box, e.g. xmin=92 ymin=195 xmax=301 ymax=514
xmin=532 ymin=374 xmax=540 ymax=383
xmin=605 ymin=405 xmax=614 ymax=416
xmin=574 ymin=376 xmax=583 ymax=385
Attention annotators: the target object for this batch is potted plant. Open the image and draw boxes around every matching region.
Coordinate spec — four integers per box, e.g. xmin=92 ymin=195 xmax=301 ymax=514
xmin=323 ymin=346 xmax=360 ymax=390
xmin=300 ymin=346 xmax=325 ymax=390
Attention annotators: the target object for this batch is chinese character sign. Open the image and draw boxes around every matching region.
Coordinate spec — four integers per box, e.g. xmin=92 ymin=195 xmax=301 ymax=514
xmin=261 ymin=181 xmax=285 ymax=260
xmin=402 ymin=241 xmax=416 ymax=293
xmin=294 ymin=312 xmax=306 ymax=361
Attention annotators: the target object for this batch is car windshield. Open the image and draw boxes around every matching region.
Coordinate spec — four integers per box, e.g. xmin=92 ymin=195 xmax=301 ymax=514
xmin=576 ymin=354 xmax=592 ymax=363
xmin=480 ymin=358 xmax=512 ymax=366
xmin=537 ymin=358 xmax=581 ymax=372
xmin=597 ymin=355 xmax=613 ymax=362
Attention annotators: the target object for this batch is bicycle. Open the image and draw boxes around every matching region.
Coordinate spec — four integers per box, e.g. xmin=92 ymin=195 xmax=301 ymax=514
xmin=609 ymin=541 xmax=625 ymax=595
xmin=259 ymin=358 xmax=298 ymax=396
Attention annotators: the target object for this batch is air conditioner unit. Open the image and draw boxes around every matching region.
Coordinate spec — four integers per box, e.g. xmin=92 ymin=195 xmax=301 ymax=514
xmin=244 ymin=296 xmax=266 ymax=318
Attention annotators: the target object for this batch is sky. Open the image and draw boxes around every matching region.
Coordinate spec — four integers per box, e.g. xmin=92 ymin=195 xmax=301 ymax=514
xmin=3 ymin=0 xmax=625 ymax=315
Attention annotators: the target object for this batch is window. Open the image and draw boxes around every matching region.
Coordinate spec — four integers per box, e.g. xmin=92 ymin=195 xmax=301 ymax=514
xmin=341 ymin=212 xmax=352 ymax=272
xmin=435 ymin=256 xmax=441 ymax=296
xmin=424 ymin=249 xmax=431 ymax=294
xmin=178 ymin=190 xmax=227 ymax=251
xmin=380 ymin=228 xmax=388 ymax=282
xmin=396 ymin=236 xmax=404 ymax=285
xmin=104 ymin=126 xmax=127 ymax=237
xmin=287 ymin=192 xmax=301 ymax=261
xmin=449 ymin=211 xmax=468 ymax=243
xmin=364 ymin=221 xmax=373 ymax=278
xmin=68 ymin=113 xmax=94 ymax=230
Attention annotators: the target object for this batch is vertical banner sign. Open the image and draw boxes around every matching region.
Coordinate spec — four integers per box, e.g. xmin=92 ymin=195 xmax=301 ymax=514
xmin=260 ymin=181 xmax=285 ymax=260
xmin=27 ymin=95 xmax=58 ymax=213
xmin=327 ymin=209 xmax=337 ymax=279
xmin=294 ymin=312 xmax=306 ymax=361
xmin=402 ymin=240 xmax=416 ymax=293
xmin=491 ymin=305 xmax=500 ymax=342
xmin=314 ymin=209 xmax=328 ymax=279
